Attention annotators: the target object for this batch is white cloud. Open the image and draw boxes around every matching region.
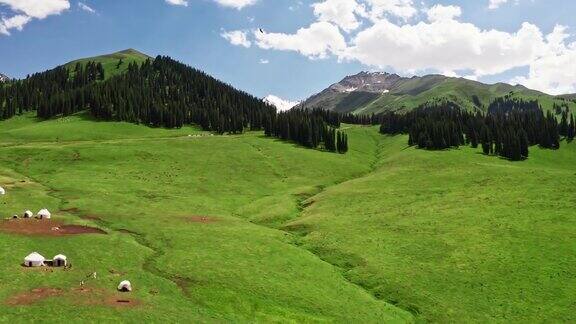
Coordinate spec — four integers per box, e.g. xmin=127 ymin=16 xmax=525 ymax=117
xmin=426 ymin=4 xmax=461 ymax=22
xmin=312 ymin=0 xmax=363 ymax=32
xmin=289 ymin=1 xmax=304 ymax=11
xmin=511 ymin=26 xmax=576 ymax=95
xmin=255 ymin=21 xmax=347 ymax=59
xmin=221 ymin=30 xmax=252 ymax=48
xmin=361 ymin=0 xmax=417 ymax=21
xmin=0 ymin=14 xmax=31 ymax=35
xmin=165 ymin=0 xmax=188 ymax=6
xmin=488 ymin=0 xmax=508 ymax=10
xmin=0 ymin=0 xmax=69 ymax=35
xmin=214 ymin=0 xmax=257 ymax=9
xmin=259 ymin=59 xmax=269 ymax=64
xmin=264 ymin=95 xmax=300 ymax=111
xmin=228 ymin=0 xmax=576 ymax=95
xmin=78 ymin=2 xmax=96 ymax=13
xmin=344 ymin=19 xmax=546 ymax=77
xmin=0 ymin=0 xmax=70 ymax=19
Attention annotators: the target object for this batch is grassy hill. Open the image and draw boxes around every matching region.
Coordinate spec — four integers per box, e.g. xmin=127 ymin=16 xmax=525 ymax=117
xmin=0 ymin=113 xmax=575 ymax=321
xmin=301 ymin=72 xmax=576 ymax=114
xmin=64 ymin=49 xmax=151 ymax=79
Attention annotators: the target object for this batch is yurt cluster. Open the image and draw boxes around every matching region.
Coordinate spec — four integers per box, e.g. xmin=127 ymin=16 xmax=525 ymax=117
xmin=24 ymin=252 xmax=68 ymax=268
xmin=1 ymin=185 xmax=52 ymax=220
xmin=10 ymin=209 xmax=52 ymax=220
xmin=1 ymin=186 xmax=133 ymax=293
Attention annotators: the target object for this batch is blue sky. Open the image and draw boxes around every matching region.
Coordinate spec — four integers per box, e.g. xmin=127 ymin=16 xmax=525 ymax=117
xmin=1 ymin=0 xmax=575 ymax=102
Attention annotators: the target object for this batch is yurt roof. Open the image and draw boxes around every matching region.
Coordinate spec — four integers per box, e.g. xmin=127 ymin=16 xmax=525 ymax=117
xmin=25 ymin=252 xmax=45 ymax=262
xmin=54 ymin=254 xmax=67 ymax=260
xmin=118 ymin=280 xmax=132 ymax=289
xmin=0 ymin=187 xmax=5 ymax=194
xmin=38 ymin=209 xmax=51 ymax=215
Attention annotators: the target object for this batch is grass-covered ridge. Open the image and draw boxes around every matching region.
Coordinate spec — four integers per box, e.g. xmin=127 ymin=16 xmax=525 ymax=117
xmin=302 ymin=72 xmax=576 ymax=114
xmin=64 ymin=48 xmax=151 ymax=79
xmin=0 ymin=113 xmax=574 ymax=322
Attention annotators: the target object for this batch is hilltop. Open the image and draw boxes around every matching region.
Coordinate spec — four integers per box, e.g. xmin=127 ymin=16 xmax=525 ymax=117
xmin=300 ymin=71 xmax=574 ymax=113
xmin=64 ymin=49 xmax=152 ymax=79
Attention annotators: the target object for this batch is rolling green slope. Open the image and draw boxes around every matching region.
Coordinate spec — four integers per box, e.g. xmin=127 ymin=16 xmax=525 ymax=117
xmin=287 ymin=133 xmax=576 ymax=322
xmin=64 ymin=49 xmax=151 ymax=79
xmin=0 ymin=116 xmax=411 ymax=322
xmin=0 ymin=114 xmax=575 ymax=322
xmin=358 ymin=77 xmax=543 ymax=113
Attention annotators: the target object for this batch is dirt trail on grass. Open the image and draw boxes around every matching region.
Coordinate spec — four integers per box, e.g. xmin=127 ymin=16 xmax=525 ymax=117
xmin=0 ymin=219 xmax=106 ymax=236
xmin=5 ymin=287 xmax=139 ymax=307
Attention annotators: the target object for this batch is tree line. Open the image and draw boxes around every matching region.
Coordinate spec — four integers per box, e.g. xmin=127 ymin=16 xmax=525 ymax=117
xmin=264 ymin=108 xmax=349 ymax=153
xmin=379 ymin=97 xmax=574 ymax=161
xmin=0 ymin=56 xmax=351 ymax=153
xmin=0 ymin=56 xmax=276 ymax=133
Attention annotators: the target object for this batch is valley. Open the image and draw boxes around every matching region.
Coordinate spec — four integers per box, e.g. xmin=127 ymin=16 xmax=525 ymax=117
xmin=0 ymin=111 xmax=574 ymax=322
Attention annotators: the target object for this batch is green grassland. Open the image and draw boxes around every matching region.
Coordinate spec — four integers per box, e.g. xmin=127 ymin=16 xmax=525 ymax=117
xmin=64 ymin=49 xmax=151 ymax=79
xmin=0 ymin=113 xmax=574 ymax=322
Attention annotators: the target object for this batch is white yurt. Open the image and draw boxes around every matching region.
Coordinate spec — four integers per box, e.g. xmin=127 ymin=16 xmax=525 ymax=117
xmin=37 ymin=209 xmax=51 ymax=219
xmin=118 ymin=280 xmax=132 ymax=292
xmin=0 ymin=187 xmax=5 ymax=195
xmin=24 ymin=252 xmax=45 ymax=267
xmin=23 ymin=210 xmax=33 ymax=218
xmin=53 ymin=254 xmax=67 ymax=267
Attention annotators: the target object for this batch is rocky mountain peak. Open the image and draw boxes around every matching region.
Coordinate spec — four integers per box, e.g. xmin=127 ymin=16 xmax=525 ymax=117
xmin=329 ymin=71 xmax=404 ymax=94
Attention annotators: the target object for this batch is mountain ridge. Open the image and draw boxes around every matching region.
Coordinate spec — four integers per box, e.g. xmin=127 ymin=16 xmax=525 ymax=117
xmin=298 ymin=71 xmax=571 ymax=114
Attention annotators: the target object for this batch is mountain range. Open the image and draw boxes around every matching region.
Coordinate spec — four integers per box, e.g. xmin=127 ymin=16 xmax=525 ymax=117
xmin=298 ymin=71 xmax=575 ymax=114
xmin=4 ymin=49 xmax=575 ymax=115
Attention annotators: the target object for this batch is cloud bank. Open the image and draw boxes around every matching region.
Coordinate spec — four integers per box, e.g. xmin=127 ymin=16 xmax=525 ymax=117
xmin=223 ymin=1 xmax=576 ymax=94
xmin=0 ymin=0 xmax=70 ymax=35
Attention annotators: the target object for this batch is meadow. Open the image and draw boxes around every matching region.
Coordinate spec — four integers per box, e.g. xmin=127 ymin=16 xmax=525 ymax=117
xmin=0 ymin=112 xmax=574 ymax=322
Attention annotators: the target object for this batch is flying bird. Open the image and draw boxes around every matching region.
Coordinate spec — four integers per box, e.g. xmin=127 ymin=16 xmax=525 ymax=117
xmin=259 ymin=28 xmax=264 ymax=34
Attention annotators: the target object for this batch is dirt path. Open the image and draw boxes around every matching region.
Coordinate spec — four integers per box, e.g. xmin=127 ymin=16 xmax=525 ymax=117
xmin=0 ymin=219 xmax=106 ymax=236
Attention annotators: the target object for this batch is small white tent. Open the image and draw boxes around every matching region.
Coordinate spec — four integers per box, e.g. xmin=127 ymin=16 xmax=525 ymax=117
xmin=23 ymin=210 xmax=33 ymax=218
xmin=53 ymin=254 xmax=67 ymax=267
xmin=37 ymin=209 xmax=51 ymax=219
xmin=24 ymin=252 xmax=45 ymax=267
xmin=0 ymin=187 xmax=5 ymax=195
xmin=118 ymin=280 xmax=132 ymax=292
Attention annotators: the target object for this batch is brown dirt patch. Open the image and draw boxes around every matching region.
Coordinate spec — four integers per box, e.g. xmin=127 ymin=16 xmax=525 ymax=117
xmin=71 ymin=287 xmax=140 ymax=308
xmin=5 ymin=287 xmax=140 ymax=308
xmin=187 ymin=216 xmax=219 ymax=223
xmin=0 ymin=219 xmax=106 ymax=236
xmin=6 ymin=287 xmax=64 ymax=305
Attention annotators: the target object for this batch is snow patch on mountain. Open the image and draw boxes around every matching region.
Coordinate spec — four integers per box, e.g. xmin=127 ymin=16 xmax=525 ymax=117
xmin=264 ymin=95 xmax=300 ymax=111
